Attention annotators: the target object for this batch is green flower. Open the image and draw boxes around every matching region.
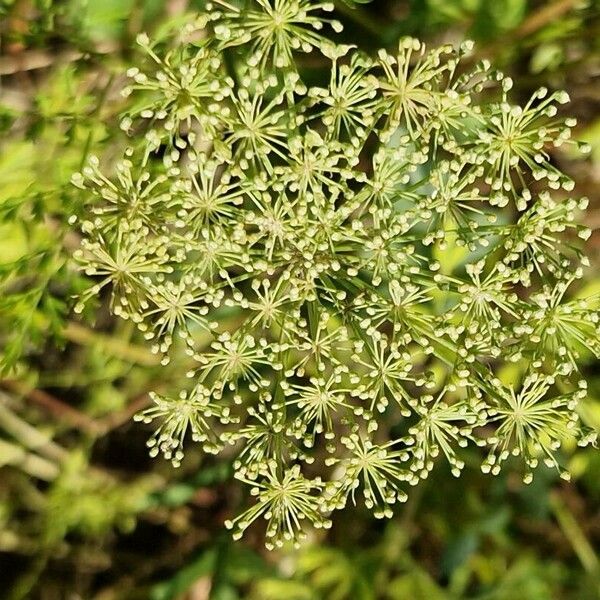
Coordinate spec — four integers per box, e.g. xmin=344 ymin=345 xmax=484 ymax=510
xmin=226 ymin=463 xmax=330 ymax=549
xmin=70 ymin=5 xmax=597 ymax=548
xmin=210 ymin=0 xmax=342 ymax=69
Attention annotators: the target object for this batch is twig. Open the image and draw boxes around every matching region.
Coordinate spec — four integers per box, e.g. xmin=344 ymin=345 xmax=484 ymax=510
xmin=0 ymin=379 xmax=102 ymax=435
xmin=0 ymin=395 xmax=67 ymax=462
xmin=469 ymin=0 xmax=582 ymax=64
xmin=0 ymin=438 xmax=60 ymax=480
xmin=64 ymin=321 xmax=162 ymax=367
xmin=0 ymin=42 xmax=119 ymax=76
xmin=514 ymin=0 xmax=580 ymax=39
xmin=98 ymin=391 xmax=153 ymax=433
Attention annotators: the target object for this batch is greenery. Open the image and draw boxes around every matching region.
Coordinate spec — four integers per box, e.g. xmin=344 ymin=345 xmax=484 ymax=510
xmin=1 ymin=0 xmax=600 ymax=598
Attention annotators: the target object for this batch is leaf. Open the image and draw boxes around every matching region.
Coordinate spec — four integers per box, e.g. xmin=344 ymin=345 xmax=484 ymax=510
xmin=0 ymin=223 xmax=29 ymax=264
xmin=142 ymin=462 xmax=231 ymax=509
xmin=387 ymin=570 xmax=446 ymax=600
xmin=336 ymin=0 xmax=373 ymax=6
xmin=223 ymin=545 xmax=274 ymax=585
xmin=426 ymin=0 xmax=477 ymax=22
xmin=432 ymin=233 xmax=469 ymax=276
xmin=530 ymin=43 xmax=564 ymax=74
xmin=297 ymin=547 xmax=375 ymax=600
xmin=251 ymin=579 xmax=315 ymax=600
xmin=472 ymin=0 xmax=527 ymax=38
xmin=150 ymin=550 xmax=217 ymax=600
xmin=440 ymin=532 xmax=479 ymax=578
xmin=76 ymin=0 xmax=135 ymax=40
xmin=0 ymin=142 xmax=35 ymax=205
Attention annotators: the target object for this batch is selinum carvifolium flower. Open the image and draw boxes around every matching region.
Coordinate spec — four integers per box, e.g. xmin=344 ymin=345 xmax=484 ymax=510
xmin=70 ymin=1 xmax=599 ymax=550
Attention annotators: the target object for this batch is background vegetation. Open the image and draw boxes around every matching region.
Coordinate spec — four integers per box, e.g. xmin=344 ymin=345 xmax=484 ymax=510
xmin=1 ymin=0 xmax=599 ymax=598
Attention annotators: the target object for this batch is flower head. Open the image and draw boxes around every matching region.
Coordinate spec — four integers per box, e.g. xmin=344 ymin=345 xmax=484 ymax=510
xmin=71 ymin=8 xmax=596 ymax=549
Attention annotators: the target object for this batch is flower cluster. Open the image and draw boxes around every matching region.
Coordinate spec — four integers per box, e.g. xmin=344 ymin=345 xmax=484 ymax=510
xmin=71 ymin=1 xmax=598 ymax=549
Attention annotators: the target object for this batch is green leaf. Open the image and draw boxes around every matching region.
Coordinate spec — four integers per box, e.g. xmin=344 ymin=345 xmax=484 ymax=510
xmin=150 ymin=550 xmax=216 ymax=600
xmin=530 ymin=43 xmax=564 ymax=74
xmin=251 ymin=579 xmax=316 ymax=600
xmin=472 ymin=0 xmax=527 ymax=38
xmin=387 ymin=570 xmax=446 ymax=600
xmin=336 ymin=0 xmax=373 ymax=6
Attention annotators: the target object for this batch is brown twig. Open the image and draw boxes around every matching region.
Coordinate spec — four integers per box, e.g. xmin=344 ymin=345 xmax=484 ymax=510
xmin=0 ymin=379 xmax=102 ymax=435
xmin=514 ymin=0 xmax=580 ymax=39
xmin=99 ymin=392 xmax=153 ymax=433
xmin=0 ymin=42 xmax=119 ymax=76
xmin=469 ymin=0 xmax=582 ymax=64
xmin=0 ymin=395 xmax=67 ymax=462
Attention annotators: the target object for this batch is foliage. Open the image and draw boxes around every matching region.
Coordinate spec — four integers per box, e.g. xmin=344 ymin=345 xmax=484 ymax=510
xmin=1 ymin=0 xmax=600 ymax=598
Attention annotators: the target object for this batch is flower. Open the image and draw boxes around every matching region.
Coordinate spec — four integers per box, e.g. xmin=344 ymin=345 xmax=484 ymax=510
xmin=225 ymin=462 xmax=330 ymax=549
xmin=209 ymin=0 xmax=342 ymax=69
xmin=71 ymin=7 xmax=596 ymax=548
xmin=325 ymin=435 xmax=413 ymax=519
xmin=135 ymin=384 xmax=237 ymax=466
xmin=482 ymin=373 xmax=586 ymax=483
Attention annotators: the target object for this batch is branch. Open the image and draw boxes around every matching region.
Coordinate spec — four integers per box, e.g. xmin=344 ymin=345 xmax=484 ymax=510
xmin=0 ymin=379 xmax=103 ymax=435
xmin=514 ymin=0 xmax=580 ymax=39
xmin=63 ymin=321 xmax=162 ymax=367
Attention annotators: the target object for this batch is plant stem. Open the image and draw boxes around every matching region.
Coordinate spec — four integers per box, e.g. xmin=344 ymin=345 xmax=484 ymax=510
xmin=0 ymin=379 xmax=102 ymax=435
xmin=63 ymin=321 xmax=162 ymax=366
xmin=333 ymin=1 xmax=383 ymax=37
xmin=550 ymin=491 xmax=599 ymax=575
xmin=515 ymin=0 xmax=580 ymax=39
xmin=0 ymin=396 xmax=67 ymax=462
xmin=0 ymin=438 xmax=59 ymax=480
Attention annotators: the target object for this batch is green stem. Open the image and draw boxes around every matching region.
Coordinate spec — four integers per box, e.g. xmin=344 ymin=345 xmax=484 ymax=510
xmin=63 ymin=321 xmax=162 ymax=366
xmin=333 ymin=1 xmax=383 ymax=38
xmin=0 ymin=438 xmax=59 ymax=480
xmin=550 ymin=491 xmax=599 ymax=576
xmin=0 ymin=397 xmax=66 ymax=462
